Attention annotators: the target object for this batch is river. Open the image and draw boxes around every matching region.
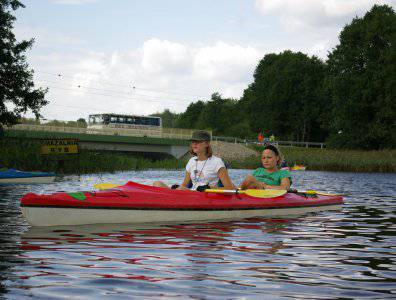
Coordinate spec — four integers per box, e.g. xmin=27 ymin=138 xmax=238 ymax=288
xmin=0 ymin=170 xmax=395 ymax=299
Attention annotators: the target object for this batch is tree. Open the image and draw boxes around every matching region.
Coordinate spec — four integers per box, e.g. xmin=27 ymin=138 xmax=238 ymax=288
xmin=0 ymin=0 xmax=48 ymax=127
xmin=326 ymin=5 xmax=396 ymax=149
xmin=175 ymin=100 xmax=205 ymax=129
xmin=76 ymin=118 xmax=87 ymax=128
xmin=151 ymin=109 xmax=179 ymax=128
xmin=194 ymin=93 xmax=238 ymax=135
xmin=242 ymin=51 xmax=327 ymax=142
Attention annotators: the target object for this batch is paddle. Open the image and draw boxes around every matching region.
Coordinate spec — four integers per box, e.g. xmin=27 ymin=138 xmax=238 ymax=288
xmin=94 ymin=182 xmax=286 ymax=197
xmin=94 ymin=182 xmax=342 ymax=197
xmin=205 ymin=188 xmax=287 ymax=198
xmin=207 ymin=188 xmax=343 ymax=197
xmin=296 ymin=190 xmax=342 ymax=196
xmin=94 ymin=183 xmax=121 ymax=190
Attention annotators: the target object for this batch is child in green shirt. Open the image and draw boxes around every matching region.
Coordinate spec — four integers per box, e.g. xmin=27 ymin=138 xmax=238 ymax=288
xmin=240 ymin=145 xmax=291 ymax=190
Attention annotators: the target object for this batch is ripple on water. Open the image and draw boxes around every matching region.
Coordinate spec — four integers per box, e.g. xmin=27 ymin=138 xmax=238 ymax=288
xmin=0 ymin=170 xmax=395 ymax=299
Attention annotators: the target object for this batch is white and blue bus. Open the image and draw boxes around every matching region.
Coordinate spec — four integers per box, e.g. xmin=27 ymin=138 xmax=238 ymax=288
xmin=88 ymin=113 xmax=162 ymax=129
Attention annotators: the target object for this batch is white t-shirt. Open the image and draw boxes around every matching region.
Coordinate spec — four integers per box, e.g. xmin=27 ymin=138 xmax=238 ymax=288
xmin=185 ymin=155 xmax=226 ymax=190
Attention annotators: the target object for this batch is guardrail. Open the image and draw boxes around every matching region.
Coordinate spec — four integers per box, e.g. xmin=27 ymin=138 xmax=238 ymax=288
xmin=275 ymin=140 xmax=325 ymax=148
xmin=8 ymin=124 xmax=325 ymax=148
xmin=8 ymin=124 xmax=198 ymax=140
xmin=213 ymin=136 xmax=325 ymax=148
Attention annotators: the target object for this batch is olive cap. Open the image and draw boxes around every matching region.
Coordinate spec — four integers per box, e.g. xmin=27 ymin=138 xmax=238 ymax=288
xmin=189 ymin=130 xmax=211 ymax=141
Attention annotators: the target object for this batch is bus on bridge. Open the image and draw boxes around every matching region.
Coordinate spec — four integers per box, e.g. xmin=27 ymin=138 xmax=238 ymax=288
xmin=88 ymin=113 xmax=162 ymax=129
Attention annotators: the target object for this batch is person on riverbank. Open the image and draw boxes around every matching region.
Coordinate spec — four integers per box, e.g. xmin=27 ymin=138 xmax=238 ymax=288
xmin=240 ymin=144 xmax=291 ymax=190
xmin=153 ymin=130 xmax=236 ymax=191
xmin=257 ymin=131 xmax=264 ymax=145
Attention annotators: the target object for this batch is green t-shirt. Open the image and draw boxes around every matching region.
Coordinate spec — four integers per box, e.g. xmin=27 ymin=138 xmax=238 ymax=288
xmin=252 ymin=168 xmax=292 ymax=186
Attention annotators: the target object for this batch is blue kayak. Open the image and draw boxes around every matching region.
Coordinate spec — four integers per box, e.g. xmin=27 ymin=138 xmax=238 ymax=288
xmin=0 ymin=169 xmax=56 ymax=183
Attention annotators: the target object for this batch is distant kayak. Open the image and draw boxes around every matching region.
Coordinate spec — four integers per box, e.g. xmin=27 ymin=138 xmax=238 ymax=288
xmin=291 ymin=165 xmax=306 ymax=171
xmin=20 ymin=181 xmax=343 ymax=226
xmin=0 ymin=169 xmax=56 ymax=184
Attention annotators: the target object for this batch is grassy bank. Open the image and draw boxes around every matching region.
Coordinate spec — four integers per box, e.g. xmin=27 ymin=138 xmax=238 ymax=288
xmin=230 ymin=145 xmax=396 ymax=173
xmin=1 ymin=137 xmax=395 ymax=173
xmin=0 ymin=138 xmax=184 ymax=174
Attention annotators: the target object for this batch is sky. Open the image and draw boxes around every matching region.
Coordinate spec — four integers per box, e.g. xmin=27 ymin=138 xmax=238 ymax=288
xmin=13 ymin=0 xmax=396 ymax=122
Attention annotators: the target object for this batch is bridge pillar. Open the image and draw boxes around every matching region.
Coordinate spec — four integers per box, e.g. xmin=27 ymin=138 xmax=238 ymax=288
xmin=79 ymin=141 xmax=189 ymax=159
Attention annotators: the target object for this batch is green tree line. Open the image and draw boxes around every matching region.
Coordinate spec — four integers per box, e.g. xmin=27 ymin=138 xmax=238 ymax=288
xmin=153 ymin=5 xmax=395 ymax=150
xmin=1 ymin=2 xmax=395 ymax=150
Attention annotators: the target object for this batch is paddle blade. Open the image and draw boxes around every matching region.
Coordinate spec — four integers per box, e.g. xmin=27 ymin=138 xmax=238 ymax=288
xmin=94 ymin=183 xmax=120 ymax=190
xmin=305 ymin=190 xmax=342 ymax=196
xmin=242 ymin=189 xmax=287 ymax=198
xmin=205 ymin=189 xmax=237 ymax=195
xmin=205 ymin=188 xmax=287 ymax=198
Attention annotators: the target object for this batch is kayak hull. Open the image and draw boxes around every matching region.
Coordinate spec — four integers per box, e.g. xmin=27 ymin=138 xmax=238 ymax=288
xmin=21 ymin=204 xmax=342 ymax=227
xmin=0 ymin=169 xmax=55 ymax=184
xmin=20 ymin=181 xmax=343 ymax=226
xmin=0 ymin=176 xmax=55 ymax=184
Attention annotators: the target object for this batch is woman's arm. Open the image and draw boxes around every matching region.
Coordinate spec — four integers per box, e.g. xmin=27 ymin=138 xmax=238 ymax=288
xmin=177 ymin=172 xmax=192 ymax=190
xmin=217 ymin=167 xmax=236 ymax=189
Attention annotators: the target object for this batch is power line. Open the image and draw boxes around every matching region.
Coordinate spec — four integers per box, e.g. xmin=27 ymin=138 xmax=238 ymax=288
xmin=37 ymin=84 xmax=188 ymax=107
xmin=38 ymin=79 xmax=191 ymax=102
xmin=37 ymin=71 xmax=210 ymax=99
xmin=41 ymin=101 xmax=184 ymax=116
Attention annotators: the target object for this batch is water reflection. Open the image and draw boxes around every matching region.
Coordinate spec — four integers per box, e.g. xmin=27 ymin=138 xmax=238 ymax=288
xmin=16 ymin=220 xmax=294 ymax=298
xmin=1 ymin=170 xmax=395 ymax=299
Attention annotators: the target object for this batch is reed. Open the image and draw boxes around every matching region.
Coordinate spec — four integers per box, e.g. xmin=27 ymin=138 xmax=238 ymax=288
xmin=0 ymin=138 xmax=183 ymax=174
xmin=2 ymin=137 xmax=394 ymax=173
xmin=232 ymin=145 xmax=396 ymax=173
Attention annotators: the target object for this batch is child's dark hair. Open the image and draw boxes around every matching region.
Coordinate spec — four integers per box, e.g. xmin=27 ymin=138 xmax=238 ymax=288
xmin=263 ymin=144 xmax=283 ymax=167
xmin=264 ymin=144 xmax=279 ymax=156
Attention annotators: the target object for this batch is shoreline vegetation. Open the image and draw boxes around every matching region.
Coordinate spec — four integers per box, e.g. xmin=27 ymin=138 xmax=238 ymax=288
xmin=0 ymin=138 xmax=394 ymax=174
xmin=230 ymin=146 xmax=396 ymax=173
xmin=0 ymin=138 xmax=184 ymax=174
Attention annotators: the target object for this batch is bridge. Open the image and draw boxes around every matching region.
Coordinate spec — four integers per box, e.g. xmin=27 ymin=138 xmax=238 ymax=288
xmin=4 ymin=124 xmax=325 ymax=159
xmin=4 ymin=127 xmax=190 ymax=159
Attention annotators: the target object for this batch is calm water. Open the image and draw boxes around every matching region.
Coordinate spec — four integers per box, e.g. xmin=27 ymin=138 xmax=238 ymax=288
xmin=0 ymin=170 xmax=395 ymax=299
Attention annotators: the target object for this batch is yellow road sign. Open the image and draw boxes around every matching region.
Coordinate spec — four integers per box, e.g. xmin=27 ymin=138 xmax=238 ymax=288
xmin=41 ymin=139 xmax=79 ymax=155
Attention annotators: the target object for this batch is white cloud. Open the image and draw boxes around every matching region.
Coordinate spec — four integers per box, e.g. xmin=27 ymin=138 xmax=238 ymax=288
xmin=255 ymin=0 xmax=396 ymax=32
xmin=193 ymin=42 xmax=261 ymax=83
xmin=252 ymin=0 xmax=396 ymax=60
xmin=141 ymin=38 xmax=192 ymax=75
xmin=29 ymin=39 xmax=263 ymax=120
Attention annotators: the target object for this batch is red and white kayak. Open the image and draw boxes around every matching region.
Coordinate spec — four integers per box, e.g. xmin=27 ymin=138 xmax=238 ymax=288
xmin=20 ymin=181 xmax=343 ymax=226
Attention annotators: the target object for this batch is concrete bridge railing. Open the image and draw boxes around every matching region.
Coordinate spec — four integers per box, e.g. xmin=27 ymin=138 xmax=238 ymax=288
xmin=10 ymin=124 xmax=197 ymax=140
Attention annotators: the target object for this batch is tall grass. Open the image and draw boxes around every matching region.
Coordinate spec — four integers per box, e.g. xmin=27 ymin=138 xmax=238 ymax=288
xmin=231 ymin=145 xmax=396 ymax=173
xmin=0 ymin=138 xmax=184 ymax=174
xmin=1 ymin=138 xmax=394 ymax=173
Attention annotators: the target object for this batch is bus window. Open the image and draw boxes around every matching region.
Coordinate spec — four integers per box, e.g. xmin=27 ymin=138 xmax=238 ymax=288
xmin=88 ymin=114 xmax=161 ymax=128
xmin=96 ymin=116 xmax=103 ymax=124
xmin=151 ymin=118 xmax=160 ymax=126
xmin=135 ymin=117 xmax=142 ymax=125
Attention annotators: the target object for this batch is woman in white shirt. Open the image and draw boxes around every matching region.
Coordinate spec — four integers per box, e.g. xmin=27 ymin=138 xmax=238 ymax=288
xmin=153 ymin=130 xmax=235 ymax=191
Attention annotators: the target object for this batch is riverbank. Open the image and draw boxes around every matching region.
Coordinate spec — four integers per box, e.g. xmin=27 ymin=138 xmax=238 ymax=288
xmin=1 ymin=138 xmax=394 ymax=173
xmin=229 ymin=145 xmax=396 ymax=173
xmin=0 ymin=138 xmax=183 ymax=174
